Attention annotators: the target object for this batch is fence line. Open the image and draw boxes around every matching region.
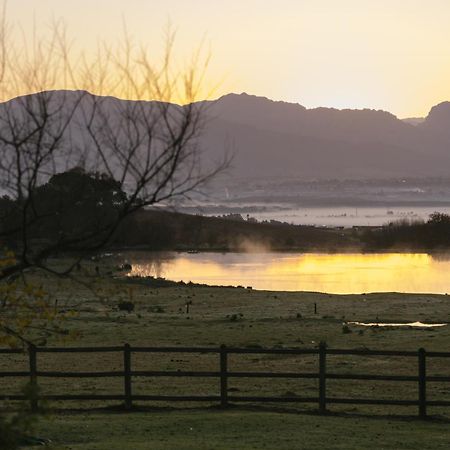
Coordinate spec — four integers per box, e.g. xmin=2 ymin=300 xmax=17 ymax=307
xmin=1 ymin=342 xmax=450 ymax=418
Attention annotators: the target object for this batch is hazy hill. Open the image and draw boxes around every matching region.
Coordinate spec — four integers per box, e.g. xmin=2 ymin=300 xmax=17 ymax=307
xmin=201 ymin=93 xmax=450 ymax=180
xmin=421 ymin=101 xmax=450 ymax=134
xmin=2 ymin=90 xmax=450 ymax=183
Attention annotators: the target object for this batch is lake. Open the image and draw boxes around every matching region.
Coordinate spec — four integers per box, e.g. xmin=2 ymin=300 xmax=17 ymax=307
xmin=127 ymin=252 xmax=450 ymax=294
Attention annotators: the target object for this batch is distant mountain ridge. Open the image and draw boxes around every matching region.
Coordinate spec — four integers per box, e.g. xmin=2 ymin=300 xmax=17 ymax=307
xmin=2 ymin=90 xmax=450 ymax=181
xmin=200 ymin=93 xmax=450 ymax=179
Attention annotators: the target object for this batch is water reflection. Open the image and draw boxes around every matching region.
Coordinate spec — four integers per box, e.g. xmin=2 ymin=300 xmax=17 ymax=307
xmin=126 ymin=251 xmax=175 ymax=278
xmin=128 ymin=252 xmax=450 ymax=294
xmin=348 ymin=321 xmax=446 ymax=328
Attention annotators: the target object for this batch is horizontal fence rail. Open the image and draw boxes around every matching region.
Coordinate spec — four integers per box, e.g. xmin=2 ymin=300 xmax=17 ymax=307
xmin=1 ymin=343 xmax=450 ymax=417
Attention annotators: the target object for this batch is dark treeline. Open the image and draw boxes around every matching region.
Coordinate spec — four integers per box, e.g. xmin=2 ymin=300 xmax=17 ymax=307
xmin=112 ymin=209 xmax=359 ymax=252
xmin=3 ymin=169 xmax=450 ymax=253
xmin=362 ymin=212 xmax=450 ymax=251
xmin=114 ymin=210 xmax=450 ymax=253
xmin=0 ymin=169 xmax=360 ymax=254
xmin=0 ymin=169 xmax=127 ymax=253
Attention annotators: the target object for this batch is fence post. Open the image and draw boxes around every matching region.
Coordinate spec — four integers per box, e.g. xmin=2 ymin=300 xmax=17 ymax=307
xmin=318 ymin=341 xmax=327 ymax=414
xmin=418 ymin=347 xmax=426 ymax=419
xmin=28 ymin=344 xmax=38 ymax=412
xmin=220 ymin=345 xmax=228 ymax=407
xmin=124 ymin=343 xmax=132 ymax=410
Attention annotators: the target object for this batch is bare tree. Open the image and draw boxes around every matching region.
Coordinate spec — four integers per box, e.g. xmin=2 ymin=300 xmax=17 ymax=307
xmin=0 ymin=15 xmax=228 ymax=282
xmin=0 ymin=10 xmax=230 ymax=445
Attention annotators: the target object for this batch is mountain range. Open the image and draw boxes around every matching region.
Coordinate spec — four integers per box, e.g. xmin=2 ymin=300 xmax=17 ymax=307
xmin=3 ymin=90 xmax=450 ymax=183
xmin=200 ymin=93 xmax=450 ymax=180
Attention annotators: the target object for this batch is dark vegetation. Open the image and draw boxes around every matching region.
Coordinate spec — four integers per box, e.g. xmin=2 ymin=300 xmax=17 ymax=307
xmin=362 ymin=212 xmax=450 ymax=251
xmin=0 ymin=168 xmax=127 ymax=253
xmin=112 ymin=209 xmax=360 ymax=251
xmin=1 ymin=167 xmax=360 ymax=253
xmin=112 ymin=209 xmax=450 ymax=253
xmin=5 ymin=169 xmax=450 ymax=254
xmin=1 ymin=168 xmax=349 ymax=257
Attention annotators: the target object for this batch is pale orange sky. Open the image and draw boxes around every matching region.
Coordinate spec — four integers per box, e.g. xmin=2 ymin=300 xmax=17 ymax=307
xmin=7 ymin=0 xmax=450 ymax=118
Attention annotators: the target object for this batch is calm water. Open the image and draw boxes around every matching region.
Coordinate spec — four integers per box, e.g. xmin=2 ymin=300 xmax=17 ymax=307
xmin=128 ymin=252 xmax=450 ymax=294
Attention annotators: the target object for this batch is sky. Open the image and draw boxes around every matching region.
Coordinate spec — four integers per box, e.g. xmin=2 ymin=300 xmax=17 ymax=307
xmin=6 ymin=0 xmax=450 ymax=118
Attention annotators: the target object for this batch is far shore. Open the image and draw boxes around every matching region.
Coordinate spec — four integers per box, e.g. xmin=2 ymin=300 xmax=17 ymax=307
xmin=107 ymin=209 xmax=450 ymax=254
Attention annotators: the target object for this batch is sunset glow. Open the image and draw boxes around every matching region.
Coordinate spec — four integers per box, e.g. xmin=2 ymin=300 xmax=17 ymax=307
xmin=8 ymin=0 xmax=450 ymax=117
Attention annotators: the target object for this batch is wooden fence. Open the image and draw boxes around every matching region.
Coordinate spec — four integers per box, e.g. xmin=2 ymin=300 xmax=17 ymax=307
xmin=1 ymin=343 xmax=450 ymax=418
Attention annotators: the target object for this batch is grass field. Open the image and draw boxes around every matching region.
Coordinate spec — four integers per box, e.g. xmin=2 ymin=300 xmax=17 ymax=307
xmin=31 ymin=409 xmax=450 ymax=449
xmin=2 ymin=257 xmax=450 ymax=448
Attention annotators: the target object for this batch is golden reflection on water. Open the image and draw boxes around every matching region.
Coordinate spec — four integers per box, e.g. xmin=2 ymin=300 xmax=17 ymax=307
xmin=129 ymin=252 xmax=450 ymax=294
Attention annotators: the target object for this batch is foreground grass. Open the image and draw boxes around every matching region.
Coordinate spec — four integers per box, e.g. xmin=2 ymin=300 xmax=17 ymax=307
xmin=3 ymin=257 xmax=450 ymax=448
xmin=34 ymin=409 xmax=450 ymax=450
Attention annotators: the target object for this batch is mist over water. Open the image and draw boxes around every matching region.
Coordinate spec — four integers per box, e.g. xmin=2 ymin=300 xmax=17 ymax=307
xmin=128 ymin=252 xmax=450 ymax=294
xmin=249 ymin=206 xmax=450 ymax=227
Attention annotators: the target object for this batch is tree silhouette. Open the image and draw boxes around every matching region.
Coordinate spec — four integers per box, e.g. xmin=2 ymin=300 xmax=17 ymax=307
xmin=0 ymin=16 xmax=228 ymax=281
